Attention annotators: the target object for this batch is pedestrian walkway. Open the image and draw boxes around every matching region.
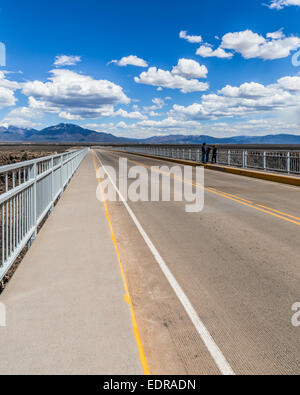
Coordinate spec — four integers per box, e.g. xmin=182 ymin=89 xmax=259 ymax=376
xmin=0 ymin=151 xmax=144 ymax=375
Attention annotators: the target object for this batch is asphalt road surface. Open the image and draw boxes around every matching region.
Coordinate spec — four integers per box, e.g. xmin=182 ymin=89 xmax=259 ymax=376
xmin=94 ymin=149 xmax=300 ymax=375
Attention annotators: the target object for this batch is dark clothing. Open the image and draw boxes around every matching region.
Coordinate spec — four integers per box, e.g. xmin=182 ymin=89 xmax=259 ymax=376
xmin=212 ymin=148 xmax=217 ymax=163
xmin=201 ymin=144 xmax=206 ymax=163
xmin=206 ymin=147 xmax=211 ymax=163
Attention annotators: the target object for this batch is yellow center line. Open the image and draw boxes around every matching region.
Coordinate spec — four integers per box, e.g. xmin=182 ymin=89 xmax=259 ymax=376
xmin=206 ymin=187 xmax=254 ymax=204
xmin=104 ymin=151 xmax=300 ymax=227
xmin=256 ymin=204 xmax=300 ymax=221
xmin=92 ymin=150 xmax=150 ymax=375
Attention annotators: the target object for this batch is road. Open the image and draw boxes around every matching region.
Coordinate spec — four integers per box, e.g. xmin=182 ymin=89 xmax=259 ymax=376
xmin=94 ymin=148 xmax=300 ymax=375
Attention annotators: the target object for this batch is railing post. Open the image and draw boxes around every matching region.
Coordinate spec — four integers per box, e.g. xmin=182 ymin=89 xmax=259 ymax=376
xmin=51 ymin=157 xmax=54 ymax=211
xmin=189 ymin=149 xmax=192 ymax=161
xmin=196 ymin=149 xmax=200 ymax=162
xmin=263 ymin=152 xmax=267 ymax=171
xmin=242 ymin=150 xmax=245 ymax=168
xmin=182 ymin=149 xmax=185 ymax=160
xmin=228 ymin=150 xmax=231 ymax=166
xmin=287 ymin=152 xmax=291 ymax=174
xmin=32 ymin=162 xmax=37 ymax=239
xmin=60 ymin=154 xmax=63 ymax=193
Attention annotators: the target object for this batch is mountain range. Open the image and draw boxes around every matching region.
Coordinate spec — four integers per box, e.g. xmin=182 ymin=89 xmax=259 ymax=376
xmin=1 ymin=123 xmax=300 ymax=145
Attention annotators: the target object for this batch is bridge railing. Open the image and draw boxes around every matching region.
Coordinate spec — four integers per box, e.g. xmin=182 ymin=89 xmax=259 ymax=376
xmin=113 ymin=146 xmax=300 ymax=175
xmin=0 ymin=148 xmax=88 ymax=282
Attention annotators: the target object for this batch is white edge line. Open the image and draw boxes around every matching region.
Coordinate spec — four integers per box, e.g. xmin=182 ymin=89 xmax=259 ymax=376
xmin=95 ymin=151 xmax=235 ymax=376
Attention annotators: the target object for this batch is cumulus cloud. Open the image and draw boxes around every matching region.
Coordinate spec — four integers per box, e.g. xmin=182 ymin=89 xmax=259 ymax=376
xmin=54 ymin=55 xmax=81 ymax=66
xmin=149 ymin=111 xmax=160 ymax=117
xmin=83 ymin=116 xmax=300 ymax=138
xmin=137 ymin=117 xmax=201 ymax=130
xmin=143 ymin=98 xmax=166 ymax=113
xmin=134 ymin=59 xmax=209 ymax=93
xmin=169 ymin=76 xmax=300 ymax=121
xmin=151 ymin=98 xmax=165 ymax=109
xmin=80 ymin=113 xmax=300 ymax=138
xmin=0 ymin=106 xmax=42 ymax=128
xmin=115 ymin=109 xmax=147 ymax=120
xmin=196 ymin=45 xmax=233 ymax=58
xmin=0 ymin=87 xmax=17 ymax=109
xmin=277 ymin=76 xmax=300 ymax=91
xmin=22 ymin=69 xmax=130 ymax=119
xmin=171 ymin=58 xmax=208 ymax=79
xmin=59 ymin=111 xmax=83 ymax=120
xmin=0 ymin=71 xmax=20 ymax=109
xmin=267 ymin=0 xmax=300 ymax=9
xmin=179 ymin=30 xmax=203 ymax=43
xmin=221 ymin=29 xmax=300 ymax=60
xmin=196 ymin=29 xmax=300 ymax=60
xmin=109 ymin=55 xmax=148 ymax=67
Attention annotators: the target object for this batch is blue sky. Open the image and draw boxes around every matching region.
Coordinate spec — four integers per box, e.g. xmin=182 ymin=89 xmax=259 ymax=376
xmin=1 ymin=0 xmax=300 ymax=137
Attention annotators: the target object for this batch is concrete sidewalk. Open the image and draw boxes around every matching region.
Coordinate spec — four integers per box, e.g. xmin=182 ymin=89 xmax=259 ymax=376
xmin=0 ymin=151 xmax=143 ymax=375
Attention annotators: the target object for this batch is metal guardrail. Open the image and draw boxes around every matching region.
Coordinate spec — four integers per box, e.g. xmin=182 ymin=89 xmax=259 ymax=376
xmin=114 ymin=145 xmax=300 ymax=175
xmin=0 ymin=148 xmax=88 ymax=281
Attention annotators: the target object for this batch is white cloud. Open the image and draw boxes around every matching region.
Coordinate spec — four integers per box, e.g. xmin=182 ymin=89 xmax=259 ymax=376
xmin=0 ymin=71 xmax=20 ymax=109
xmin=149 ymin=111 xmax=160 ymax=117
xmin=0 ymin=118 xmax=38 ymax=129
xmin=0 ymin=87 xmax=17 ymax=109
xmin=0 ymin=71 xmax=21 ymax=90
xmin=169 ymin=76 xmax=300 ymax=121
xmin=59 ymin=111 xmax=83 ymax=120
xmin=22 ymin=69 xmax=130 ymax=119
xmin=221 ymin=29 xmax=300 ymax=60
xmin=196 ymin=29 xmax=300 ymax=60
xmin=115 ymin=109 xmax=147 ymax=120
xmin=109 ymin=55 xmax=148 ymax=67
xmin=151 ymin=98 xmax=165 ymax=109
xmin=116 ymin=121 xmax=127 ymax=128
xmin=277 ymin=76 xmax=300 ymax=91
xmin=0 ymin=106 xmax=42 ymax=128
xmin=143 ymin=98 xmax=166 ymax=114
xmin=196 ymin=45 xmax=233 ymax=58
xmin=171 ymin=58 xmax=208 ymax=79
xmin=134 ymin=59 xmax=209 ymax=93
xmin=267 ymin=0 xmax=300 ymax=10
xmin=179 ymin=30 xmax=202 ymax=44
xmin=266 ymin=30 xmax=285 ymax=40
xmin=80 ymin=114 xmax=300 ymax=139
xmin=137 ymin=117 xmax=201 ymax=130
xmin=54 ymin=55 xmax=81 ymax=66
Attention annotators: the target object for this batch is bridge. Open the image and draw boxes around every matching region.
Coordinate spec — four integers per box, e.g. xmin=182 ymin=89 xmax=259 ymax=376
xmin=0 ymin=146 xmax=299 ymax=375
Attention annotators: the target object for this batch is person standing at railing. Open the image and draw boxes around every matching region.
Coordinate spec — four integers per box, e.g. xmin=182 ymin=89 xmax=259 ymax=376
xmin=212 ymin=146 xmax=217 ymax=163
xmin=206 ymin=145 xmax=211 ymax=163
xmin=201 ymin=143 xmax=207 ymax=163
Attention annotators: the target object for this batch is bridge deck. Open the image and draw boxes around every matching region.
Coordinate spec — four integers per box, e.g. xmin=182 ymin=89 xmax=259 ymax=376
xmin=0 ymin=151 xmax=143 ymax=375
xmin=1 ymin=148 xmax=300 ymax=375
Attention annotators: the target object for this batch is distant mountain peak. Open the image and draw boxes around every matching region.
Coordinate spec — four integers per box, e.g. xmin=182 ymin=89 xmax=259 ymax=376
xmin=0 ymin=123 xmax=300 ymax=145
xmin=43 ymin=123 xmax=78 ymax=131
